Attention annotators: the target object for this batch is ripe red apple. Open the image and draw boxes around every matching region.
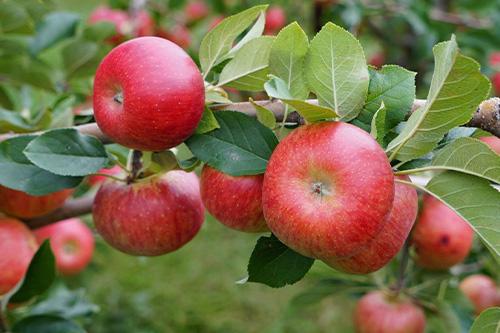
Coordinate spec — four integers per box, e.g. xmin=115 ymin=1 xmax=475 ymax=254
xmin=412 ymin=195 xmax=473 ymax=270
xmin=354 ymin=291 xmax=426 ymax=333
xmin=209 ymin=15 xmax=224 ymax=30
xmin=93 ymin=37 xmax=204 ymax=151
xmin=489 ymin=51 xmax=500 ymax=67
xmin=369 ymin=52 xmax=385 ymax=68
xmin=492 ymin=72 xmax=500 ymax=95
xmin=329 ymin=176 xmax=418 ymax=274
xmin=131 ymin=10 xmax=154 ymax=37
xmin=165 ymin=25 xmax=192 ymax=49
xmin=33 ymin=218 xmax=95 ymax=276
xmin=0 ymin=218 xmax=37 ymax=295
xmin=459 ymin=274 xmax=500 ymax=315
xmin=0 ymin=186 xmax=72 ymax=219
xmin=93 ymin=170 xmax=205 ymax=256
xmin=265 ymin=6 xmax=286 ymax=34
xmin=87 ymin=165 xmax=123 ymax=186
xmin=479 ymin=136 xmax=500 ymax=154
xmin=200 ymin=165 xmax=267 ymax=233
xmin=262 ymin=122 xmax=394 ymax=266
xmin=88 ymin=6 xmax=130 ymax=44
xmin=185 ymin=1 xmax=209 ymax=22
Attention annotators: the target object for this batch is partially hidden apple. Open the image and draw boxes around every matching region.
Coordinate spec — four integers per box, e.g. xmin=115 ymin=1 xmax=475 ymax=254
xmin=411 ymin=195 xmax=473 ymax=270
xmin=328 ymin=176 xmax=418 ymax=274
xmin=354 ymin=291 xmax=426 ymax=333
xmin=34 ymin=218 xmax=95 ymax=276
xmin=87 ymin=165 xmax=123 ymax=186
xmin=185 ymin=1 xmax=209 ymax=22
xmin=92 ymin=170 xmax=205 ymax=256
xmin=265 ymin=6 xmax=286 ymax=34
xmin=262 ymin=122 xmax=395 ymax=269
xmin=200 ymin=165 xmax=267 ymax=233
xmin=0 ymin=218 xmax=37 ymax=295
xmin=209 ymin=15 xmax=224 ymax=30
xmin=492 ymin=72 xmax=500 ymax=95
xmin=164 ymin=25 xmax=192 ymax=50
xmin=479 ymin=136 xmax=500 ymax=155
xmin=0 ymin=186 xmax=73 ymax=219
xmin=93 ymin=37 xmax=204 ymax=151
xmin=459 ymin=274 xmax=500 ymax=315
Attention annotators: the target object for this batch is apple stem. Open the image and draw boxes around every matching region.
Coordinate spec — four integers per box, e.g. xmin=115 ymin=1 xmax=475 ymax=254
xmin=127 ymin=150 xmax=143 ymax=183
xmin=0 ymin=309 xmax=9 ymax=333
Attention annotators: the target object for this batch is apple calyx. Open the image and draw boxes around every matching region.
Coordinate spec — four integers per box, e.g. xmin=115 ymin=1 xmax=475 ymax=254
xmin=113 ymin=91 xmax=124 ymax=105
xmin=311 ymin=181 xmax=332 ymax=198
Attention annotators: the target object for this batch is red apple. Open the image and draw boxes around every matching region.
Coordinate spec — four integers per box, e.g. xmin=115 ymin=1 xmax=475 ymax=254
xmin=489 ymin=52 xmax=500 ymax=67
xmin=200 ymin=165 xmax=267 ymax=233
xmin=0 ymin=218 xmax=37 ymax=295
xmin=265 ymin=6 xmax=286 ymax=34
xmin=329 ymin=176 xmax=418 ymax=274
xmin=34 ymin=218 xmax=94 ymax=276
xmin=185 ymin=1 xmax=209 ymax=22
xmin=492 ymin=72 xmax=500 ymax=95
xmin=0 ymin=186 xmax=72 ymax=219
xmin=479 ymin=136 xmax=500 ymax=154
xmin=93 ymin=170 xmax=205 ymax=256
xmin=88 ymin=6 xmax=130 ymax=44
xmin=165 ymin=25 xmax=192 ymax=49
xmin=87 ymin=165 xmax=123 ymax=186
xmin=369 ymin=52 xmax=385 ymax=68
xmin=412 ymin=195 xmax=473 ymax=270
xmin=262 ymin=122 xmax=394 ymax=267
xmin=93 ymin=37 xmax=204 ymax=151
xmin=459 ymin=274 xmax=500 ymax=315
xmin=131 ymin=10 xmax=154 ymax=37
xmin=354 ymin=291 xmax=426 ymax=333
xmin=209 ymin=15 xmax=224 ymax=30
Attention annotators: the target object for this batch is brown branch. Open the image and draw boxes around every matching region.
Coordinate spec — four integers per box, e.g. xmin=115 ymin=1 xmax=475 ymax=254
xmin=429 ymin=9 xmax=492 ymax=29
xmin=25 ymin=195 xmax=95 ymax=229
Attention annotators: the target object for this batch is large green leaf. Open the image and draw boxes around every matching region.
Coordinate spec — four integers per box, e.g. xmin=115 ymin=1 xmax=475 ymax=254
xmin=399 ymin=137 xmax=500 ymax=184
xmin=387 ymin=37 xmax=490 ymax=162
xmin=305 ymin=22 xmax=369 ymax=121
xmin=24 ymin=128 xmax=109 ymax=177
xmin=0 ymin=57 xmax=55 ymax=91
xmin=199 ymin=5 xmax=267 ymax=76
xmin=424 ymin=172 xmax=500 ymax=261
xmin=246 ymin=234 xmax=314 ymax=288
xmin=29 ymin=12 xmax=80 ymax=55
xmin=217 ymin=36 xmax=274 ymax=90
xmin=269 ymin=22 xmax=309 ymax=99
xmin=12 ymin=315 xmax=85 ymax=333
xmin=353 ymin=65 xmax=416 ymax=132
xmin=185 ymin=111 xmax=278 ymax=176
xmin=265 ymin=76 xmax=337 ymax=123
xmin=249 ymin=98 xmax=276 ymax=129
xmin=9 ymin=241 xmax=56 ymax=304
xmin=195 ymin=107 xmax=220 ymax=134
xmin=0 ymin=136 xmax=82 ymax=195
xmin=470 ymin=307 xmax=500 ymax=333
xmin=62 ymin=39 xmax=99 ymax=78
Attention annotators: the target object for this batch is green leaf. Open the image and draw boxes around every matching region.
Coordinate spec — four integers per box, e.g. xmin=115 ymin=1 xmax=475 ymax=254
xmin=470 ymin=307 xmax=500 ymax=333
xmin=24 ymin=128 xmax=109 ymax=177
xmin=424 ymin=171 xmax=500 ymax=261
xmin=0 ymin=136 xmax=82 ymax=195
xmin=426 ymin=137 xmax=500 ymax=183
xmin=0 ymin=57 xmax=55 ymax=91
xmin=9 ymin=241 xmax=56 ymax=304
xmin=217 ymin=36 xmax=274 ymax=91
xmin=370 ymin=102 xmax=387 ymax=145
xmin=249 ymin=98 xmax=276 ymax=129
xmin=29 ymin=12 xmax=80 ymax=55
xmin=82 ymin=21 xmax=116 ymax=41
xmin=265 ymin=76 xmax=337 ymax=122
xmin=199 ymin=5 xmax=268 ymax=76
xmin=185 ymin=111 xmax=278 ymax=176
xmin=0 ymin=2 xmax=31 ymax=33
xmin=269 ymin=22 xmax=309 ymax=99
xmin=353 ymin=65 xmax=416 ymax=132
xmin=12 ymin=315 xmax=85 ymax=333
xmin=305 ymin=22 xmax=369 ymax=121
xmin=246 ymin=234 xmax=314 ymax=288
xmin=387 ymin=37 xmax=490 ymax=162
xmin=205 ymin=90 xmax=232 ymax=104
xmin=62 ymin=39 xmax=99 ymax=78
xmin=427 ymin=302 xmax=463 ymax=333
xmin=195 ymin=107 xmax=220 ymax=134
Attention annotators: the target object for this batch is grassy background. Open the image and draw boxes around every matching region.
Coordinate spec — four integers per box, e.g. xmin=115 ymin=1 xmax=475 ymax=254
xmin=72 ymin=215 xmax=356 ymax=333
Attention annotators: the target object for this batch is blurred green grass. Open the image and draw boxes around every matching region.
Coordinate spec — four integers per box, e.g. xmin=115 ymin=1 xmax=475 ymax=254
xmin=73 ymin=214 xmax=355 ymax=333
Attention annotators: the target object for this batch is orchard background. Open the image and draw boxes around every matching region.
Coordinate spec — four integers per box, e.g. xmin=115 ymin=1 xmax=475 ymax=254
xmin=0 ymin=0 xmax=499 ymax=332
